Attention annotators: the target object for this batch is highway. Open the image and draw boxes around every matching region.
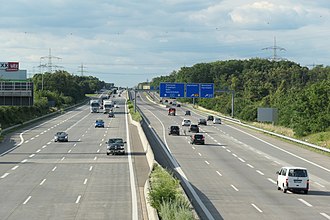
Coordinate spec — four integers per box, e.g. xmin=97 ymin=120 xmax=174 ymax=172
xmin=136 ymin=92 xmax=330 ymax=220
xmin=0 ymin=93 xmax=146 ymax=220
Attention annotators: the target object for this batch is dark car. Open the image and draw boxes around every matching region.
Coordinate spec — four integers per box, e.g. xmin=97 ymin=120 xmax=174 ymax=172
xmin=54 ymin=131 xmax=68 ymax=142
xmin=188 ymin=124 xmax=199 ymax=133
xmin=190 ymin=134 xmax=205 ymax=145
xmin=168 ymin=125 xmax=180 ymax=135
xmin=176 ymin=103 xmax=181 ymax=107
xmin=95 ymin=119 xmax=105 ymax=128
xmin=185 ymin=110 xmax=191 ymax=116
xmin=198 ymin=119 xmax=207 ymax=125
xmin=108 ymin=111 xmax=115 ymax=118
xmin=106 ymin=138 xmax=126 ymax=155
xmin=207 ymin=115 xmax=214 ymax=121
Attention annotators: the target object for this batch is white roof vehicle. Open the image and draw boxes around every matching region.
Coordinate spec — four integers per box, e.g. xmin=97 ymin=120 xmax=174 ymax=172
xmin=276 ymin=167 xmax=309 ymax=194
xmin=181 ymin=119 xmax=191 ymax=126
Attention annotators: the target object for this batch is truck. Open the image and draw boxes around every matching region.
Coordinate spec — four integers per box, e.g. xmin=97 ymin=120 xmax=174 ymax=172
xmin=168 ymin=107 xmax=176 ymax=116
xmin=103 ymin=100 xmax=114 ymax=114
xmin=90 ymin=99 xmax=100 ymax=113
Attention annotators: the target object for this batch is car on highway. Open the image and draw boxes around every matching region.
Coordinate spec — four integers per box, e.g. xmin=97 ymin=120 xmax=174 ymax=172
xmin=168 ymin=125 xmax=180 ymax=135
xmin=108 ymin=111 xmax=115 ymax=118
xmin=54 ymin=131 xmax=68 ymax=142
xmin=181 ymin=119 xmax=191 ymax=126
xmin=185 ymin=110 xmax=191 ymax=116
xmin=213 ymin=117 xmax=221 ymax=124
xmin=276 ymin=167 xmax=309 ymax=194
xmin=176 ymin=103 xmax=181 ymax=107
xmin=106 ymin=138 xmax=126 ymax=155
xmin=95 ymin=119 xmax=105 ymax=128
xmin=188 ymin=124 xmax=199 ymax=133
xmin=198 ymin=118 xmax=207 ymax=125
xmin=190 ymin=133 xmax=205 ymax=145
xmin=207 ymin=115 xmax=214 ymax=121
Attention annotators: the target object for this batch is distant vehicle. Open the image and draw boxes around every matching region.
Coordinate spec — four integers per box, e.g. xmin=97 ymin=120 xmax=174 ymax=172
xmin=164 ymin=99 xmax=168 ymax=103
xmin=207 ymin=115 xmax=214 ymax=121
xmin=190 ymin=134 xmax=205 ymax=145
xmin=168 ymin=125 xmax=180 ymax=135
xmin=185 ymin=110 xmax=191 ymax=116
xmin=168 ymin=107 xmax=176 ymax=116
xmin=176 ymin=103 xmax=181 ymax=107
xmin=108 ymin=111 xmax=115 ymax=118
xmin=95 ymin=119 xmax=105 ymax=128
xmin=103 ymin=100 xmax=114 ymax=114
xmin=106 ymin=138 xmax=126 ymax=155
xmin=114 ymin=104 xmax=119 ymax=108
xmin=188 ymin=124 xmax=199 ymax=133
xmin=213 ymin=117 xmax=221 ymax=124
xmin=54 ymin=131 xmax=68 ymax=142
xmin=181 ymin=119 xmax=191 ymax=126
xmin=198 ymin=119 xmax=207 ymax=125
xmin=276 ymin=167 xmax=309 ymax=194
xmin=90 ymin=99 xmax=100 ymax=113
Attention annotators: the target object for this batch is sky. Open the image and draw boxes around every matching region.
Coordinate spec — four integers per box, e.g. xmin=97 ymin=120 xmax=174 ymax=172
xmin=1 ymin=0 xmax=330 ymax=87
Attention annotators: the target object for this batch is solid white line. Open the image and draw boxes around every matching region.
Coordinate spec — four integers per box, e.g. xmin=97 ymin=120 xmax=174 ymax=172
xmin=205 ymin=161 xmax=210 ymax=165
xmin=256 ymin=170 xmax=264 ymax=175
xmin=83 ymin=179 xmax=88 ymax=185
xmin=251 ymin=203 xmax=263 ymax=213
xmin=231 ymin=184 xmax=239 ymax=191
xmin=75 ymin=195 xmax=82 ymax=203
xmin=320 ymin=213 xmax=330 ymax=219
xmin=314 ymin=182 xmax=325 ymax=188
xmin=89 ymin=166 xmax=93 ymax=171
xmin=52 ymin=166 xmax=57 ymax=171
xmin=216 ymin=171 xmax=222 ymax=176
xmin=29 ymin=154 xmax=35 ymax=158
xmin=267 ymin=178 xmax=276 ymax=184
xmin=247 ymin=164 xmax=254 ymax=168
xmin=40 ymin=179 xmax=46 ymax=185
xmin=1 ymin=173 xmax=10 ymax=178
xmin=23 ymin=196 xmax=32 ymax=204
xmin=11 ymin=165 xmax=19 ymax=170
xmin=298 ymin=198 xmax=313 ymax=207
xmin=21 ymin=159 xmax=28 ymax=163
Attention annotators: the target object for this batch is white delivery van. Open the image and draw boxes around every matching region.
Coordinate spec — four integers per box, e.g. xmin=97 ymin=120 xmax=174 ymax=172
xmin=276 ymin=167 xmax=309 ymax=194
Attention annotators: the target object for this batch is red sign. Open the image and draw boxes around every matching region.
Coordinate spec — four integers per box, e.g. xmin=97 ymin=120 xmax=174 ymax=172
xmin=6 ymin=62 xmax=19 ymax=71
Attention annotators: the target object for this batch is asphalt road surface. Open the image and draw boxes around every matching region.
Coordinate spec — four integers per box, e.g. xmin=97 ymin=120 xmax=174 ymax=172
xmin=136 ymin=92 xmax=330 ymax=220
xmin=0 ymin=93 xmax=146 ymax=220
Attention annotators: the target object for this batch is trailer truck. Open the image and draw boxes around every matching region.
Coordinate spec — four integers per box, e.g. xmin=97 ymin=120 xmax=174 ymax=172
xmin=90 ymin=99 xmax=100 ymax=113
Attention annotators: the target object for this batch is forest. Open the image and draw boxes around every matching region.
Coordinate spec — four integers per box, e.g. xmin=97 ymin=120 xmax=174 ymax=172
xmin=150 ymin=58 xmax=330 ymax=137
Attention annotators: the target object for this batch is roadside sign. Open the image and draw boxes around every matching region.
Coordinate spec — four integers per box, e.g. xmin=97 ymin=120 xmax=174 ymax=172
xmin=186 ymin=83 xmax=200 ymax=97
xmin=159 ymin=83 xmax=185 ymax=98
xmin=200 ymin=83 xmax=214 ymax=98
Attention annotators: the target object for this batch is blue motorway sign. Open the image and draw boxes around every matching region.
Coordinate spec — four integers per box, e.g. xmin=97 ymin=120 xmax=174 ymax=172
xmin=200 ymin=83 xmax=214 ymax=98
xmin=186 ymin=83 xmax=200 ymax=97
xmin=159 ymin=83 xmax=185 ymax=98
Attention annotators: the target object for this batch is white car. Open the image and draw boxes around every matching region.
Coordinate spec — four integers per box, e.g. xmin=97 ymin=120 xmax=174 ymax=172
xmin=276 ymin=167 xmax=309 ymax=194
xmin=181 ymin=119 xmax=191 ymax=126
xmin=213 ymin=117 xmax=221 ymax=124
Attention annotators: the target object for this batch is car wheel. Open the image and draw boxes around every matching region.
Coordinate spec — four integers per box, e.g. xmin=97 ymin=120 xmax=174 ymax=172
xmin=304 ymin=190 xmax=308 ymax=194
xmin=107 ymin=153 xmax=109 ymax=155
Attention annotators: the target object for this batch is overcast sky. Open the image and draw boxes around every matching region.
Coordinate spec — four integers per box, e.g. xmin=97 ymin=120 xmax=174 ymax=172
xmin=1 ymin=0 xmax=330 ymax=87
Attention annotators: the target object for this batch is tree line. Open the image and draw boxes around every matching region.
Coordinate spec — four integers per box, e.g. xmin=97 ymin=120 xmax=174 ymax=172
xmin=150 ymin=58 xmax=330 ymax=137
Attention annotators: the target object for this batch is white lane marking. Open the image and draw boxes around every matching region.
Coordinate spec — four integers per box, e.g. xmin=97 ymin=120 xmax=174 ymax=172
xmin=42 ymin=145 xmax=47 ymax=149
xmin=40 ymin=179 xmax=46 ymax=185
xmin=238 ymin=157 xmax=245 ymax=163
xmin=24 ymin=140 xmax=29 ymax=143
xmin=31 ymin=137 xmax=35 ymax=140
xmin=314 ymin=182 xmax=325 ymax=188
xmin=97 ymin=149 xmax=100 ymax=153
xmin=74 ymin=143 xmax=77 ymax=147
xmin=320 ymin=213 xmax=330 ymax=219
xmin=1 ymin=173 xmax=10 ymax=178
xmin=231 ymin=184 xmax=239 ymax=191
xmin=192 ymin=146 xmax=195 ymax=150
xmin=274 ymin=160 xmax=281 ymax=165
xmin=256 ymin=170 xmax=264 ymax=175
xmin=198 ymin=153 xmax=202 ymax=156
xmin=23 ymin=196 xmax=32 ymax=205
xmin=75 ymin=195 xmax=82 ymax=204
xmin=216 ymin=171 xmax=222 ymax=176
xmin=226 ymin=149 xmax=231 ymax=153
xmin=251 ymin=203 xmax=263 ymax=213
xmin=101 ymin=138 xmax=104 ymax=142
xmin=78 ymin=139 xmax=81 ymax=141
xmin=61 ymin=157 xmax=65 ymax=161
xmin=247 ymin=164 xmax=254 ymax=168
xmin=267 ymin=178 xmax=276 ymax=184
xmin=89 ymin=166 xmax=93 ymax=171
xmin=47 ymin=142 xmax=52 ymax=145
xmin=205 ymin=161 xmax=210 ymax=165
xmin=36 ymin=135 xmax=39 ymax=137
xmin=21 ymin=159 xmax=28 ymax=163
xmin=265 ymin=155 xmax=271 ymax=159
xmin=99 ymin=143 xmax=102 ymax=147
xmin=36 ymin=149 xmax=41 ymax=153
xmin=68 ymin=149 xmax=72 ymax=153
xmin=94 ymin=156 xmax=97 ymax=160
xmin=52 ymin=166 xmax=57 ymax=171
xmin=298 ymin=198 xmax=313 ymax=207
xmin=232 ymin=153 xmax=237 ymax=157
xmin=29 ymin=154 xmax=35 ymax=158
xmin=11 ymin=165 xmax=19 ymax=170
xmin=83 ymin=179 xmax=88 ymax=185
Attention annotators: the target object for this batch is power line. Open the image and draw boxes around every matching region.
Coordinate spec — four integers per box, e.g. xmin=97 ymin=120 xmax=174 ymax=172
xmin=262 ymin=37 xmax=286 ymax=61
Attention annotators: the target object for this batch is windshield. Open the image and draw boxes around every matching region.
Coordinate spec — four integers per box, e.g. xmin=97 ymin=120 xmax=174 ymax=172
xmin=109 ymin=138 xmax=124 ymax=144
xmin=91 ymin=103 xmax=99 ymax=107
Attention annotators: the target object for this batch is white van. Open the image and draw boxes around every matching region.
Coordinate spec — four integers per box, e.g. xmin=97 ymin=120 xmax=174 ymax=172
xmin=276 ymin=167 xmax=309 ymax=194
